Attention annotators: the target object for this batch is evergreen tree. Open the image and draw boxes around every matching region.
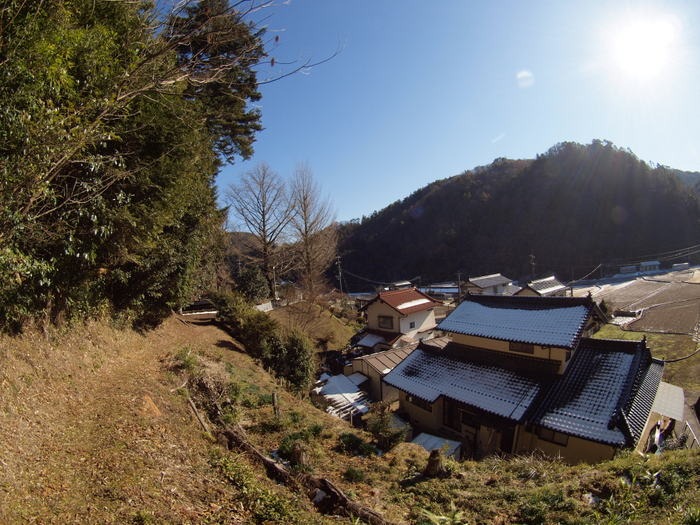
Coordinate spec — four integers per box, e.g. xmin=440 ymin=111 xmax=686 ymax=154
xmin=0 ymin=0 xmax=266 ymax=330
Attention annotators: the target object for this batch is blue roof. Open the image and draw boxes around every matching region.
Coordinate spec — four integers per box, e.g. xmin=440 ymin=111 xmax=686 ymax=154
xmin=438 ymin=296 xmax=592 ymax=348
xmin=383 ymin=348 xmax=544 ymax=421
xmin=533 ymin=338 xmax=663 ymax=446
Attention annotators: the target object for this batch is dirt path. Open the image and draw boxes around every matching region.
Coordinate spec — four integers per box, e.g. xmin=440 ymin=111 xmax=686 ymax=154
xmin=0 ymin=319 xmax=244 ymax=524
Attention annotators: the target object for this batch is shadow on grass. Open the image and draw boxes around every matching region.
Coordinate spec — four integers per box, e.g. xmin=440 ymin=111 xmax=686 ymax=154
xmin=216 ymin=339 xmax=246 ymax=353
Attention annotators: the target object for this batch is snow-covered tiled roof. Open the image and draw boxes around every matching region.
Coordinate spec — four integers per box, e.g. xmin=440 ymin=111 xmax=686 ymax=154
xmin=396 ymin=298 xmax=431 ymax=310
xmin=383 ymin=349 xmax=543 ymax=421
xmin=438 ymin=296 xmax=590 ymax=348
xmin=533 ymin=338 xmax=662 ymax=446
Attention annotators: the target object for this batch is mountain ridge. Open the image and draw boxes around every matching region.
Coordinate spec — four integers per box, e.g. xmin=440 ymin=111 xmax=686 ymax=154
xmin=338 ymin=141 xmax=700 ymax=289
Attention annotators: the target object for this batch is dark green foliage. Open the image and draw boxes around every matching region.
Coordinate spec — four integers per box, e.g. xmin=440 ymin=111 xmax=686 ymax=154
xmin=339 ymin=141 xmax=700 ymax=285
xmin=233 ymin=265 xmax=270 ymax=304
xmin=277 ymin=424 xmax=324 ymax=462
xmin=336 ymin=432 xmax=376 ymax=456
xmin=280 ymin=331 xmax=316 ymax=392
xmin=0 ymin=0 xmax=265 ymax=331
xmin=343 ymin=466 xmax=366 ymax=483
xmin=212 ymin=292 xmax=315 ymax=392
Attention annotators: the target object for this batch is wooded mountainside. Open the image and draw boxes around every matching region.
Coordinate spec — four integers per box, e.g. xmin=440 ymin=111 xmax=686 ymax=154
xmin=338 ymin=141 xmax=700 ymax=289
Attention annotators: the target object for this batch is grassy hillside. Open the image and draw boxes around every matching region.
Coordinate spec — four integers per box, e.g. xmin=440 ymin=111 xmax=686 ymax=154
xmin=2 ymin=317 xmax=698 ymax=524
xmin=269 ymin=301 xmax=357 ymax=351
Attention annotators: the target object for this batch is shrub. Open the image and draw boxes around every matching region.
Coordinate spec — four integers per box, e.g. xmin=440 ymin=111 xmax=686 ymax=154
xmin=280 ymin=330 xmax=315 ymax=392
xmin=337 ymin=432 xmax=376 ymax=456
xmin=173 ymin=346 xmax=199 ymax=373
xmin=277 ymin=424 xmax=325 ymax=463
xmin=343 ymin=466 xmax=366 ymax=483
xmin=366 ymin=401 xmax=406 ymax=451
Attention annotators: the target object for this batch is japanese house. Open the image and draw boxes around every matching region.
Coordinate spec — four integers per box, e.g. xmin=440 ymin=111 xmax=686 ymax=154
xmin=355 ymin=288 xmax=442 ymax=352
xmin=383 ymin=294 xmax=669 ymax=463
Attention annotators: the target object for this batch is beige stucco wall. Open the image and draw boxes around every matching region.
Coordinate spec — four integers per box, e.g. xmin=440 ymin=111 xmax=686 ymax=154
xmin=346 ymin=359 xmax=381 ymax=401
xmin=398 ymin=391 xmax=443 ymax=431
xmin=516 ymin=427 xmax=616 ymax=463
xmin=366 ymin=302 xmax=400 ymax=331
xmin=450 ymin=333 xmax=570 ymax=373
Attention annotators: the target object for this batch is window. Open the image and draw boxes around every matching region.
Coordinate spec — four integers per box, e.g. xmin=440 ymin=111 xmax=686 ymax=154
xmin=407 ymin=395 xmax=432 ymax=412
xmin=509 ymin=341 xmax=534 ymax=354
xmin=535 ymin=426 xmax=569 ymax=446
xmin=378 ymin=315 xmax=393 ymax=329
xmin=409 ymin=321 xmax=416 ymax=329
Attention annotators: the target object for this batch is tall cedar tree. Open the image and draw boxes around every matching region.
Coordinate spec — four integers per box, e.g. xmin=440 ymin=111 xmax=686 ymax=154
xmin=0 ymin=0 xmax=265 ymax=330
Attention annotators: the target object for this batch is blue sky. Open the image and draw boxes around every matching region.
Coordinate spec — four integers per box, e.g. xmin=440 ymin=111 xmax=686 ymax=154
xmin=218 ymin=0 xmax=700 ymax=222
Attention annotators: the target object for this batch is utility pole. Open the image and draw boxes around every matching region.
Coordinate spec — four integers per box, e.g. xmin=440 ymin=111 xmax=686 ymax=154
xmin=457 ymin=271 xmax=462 ymax=303
xmin=336 ymin=256 xmax=343 ymax=294
xmin=529 ymin=253 xmax=536 ymax=281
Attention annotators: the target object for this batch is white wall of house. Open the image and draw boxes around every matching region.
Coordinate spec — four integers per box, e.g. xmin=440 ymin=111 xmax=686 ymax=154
xmin=366 ymin=302 xmax=436 ymax=336
xmin=399 ymin=309 xmax=436 ymax=338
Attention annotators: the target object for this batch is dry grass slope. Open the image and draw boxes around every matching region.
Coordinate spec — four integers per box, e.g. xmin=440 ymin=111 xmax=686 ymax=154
xmin=1 ymin=316 xmax=699 ymax=524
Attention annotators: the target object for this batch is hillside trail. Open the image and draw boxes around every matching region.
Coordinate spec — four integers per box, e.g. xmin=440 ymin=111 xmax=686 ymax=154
xmin=0 ymin=318 xmax=244 ymax=524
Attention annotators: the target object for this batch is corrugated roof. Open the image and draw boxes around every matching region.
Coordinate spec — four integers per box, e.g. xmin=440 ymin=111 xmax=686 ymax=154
xmin=356 ymin=333 xmax=387 ymax=348
xmin=313 ymin=374 xmax=371 ymax=419
xmin=651 ymin=381 xmax=685 ymax=421
xmin=468 ymin=273 xmax=513 ymax=289
xmin=438 ymin=295 xmax=591 ymax=348
xmin=533 ymin=338 xmax=662 ymax=446
xmin=527 ymin=275 xmax=566 ymax=295
xmin=353 ymin=345 xmax=416 ymax=375
xmin=365 ymin=288 xmax=441 ymax=315
xmin=383 ymin=348 xmax=543 ymax=421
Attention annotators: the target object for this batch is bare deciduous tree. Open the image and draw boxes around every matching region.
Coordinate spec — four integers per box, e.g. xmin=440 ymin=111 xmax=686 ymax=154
xmin=290 ymin=163 xmax=337 ymax=300
xmin=226 ymin=163 xmax=293 ymax=294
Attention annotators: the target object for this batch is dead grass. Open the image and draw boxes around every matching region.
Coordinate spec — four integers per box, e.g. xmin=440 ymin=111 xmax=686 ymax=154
xmin=0 ymin=318 xmax=325 ymax=524
xmin=269 ymin=301 xmax=356 ymax=351
xmin=2 ymin=316 xmax=699 ymax=525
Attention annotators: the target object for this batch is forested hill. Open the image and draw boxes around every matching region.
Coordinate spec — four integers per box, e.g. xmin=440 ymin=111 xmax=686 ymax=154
xmin=338 ymin=141 xmax=700 ymax=289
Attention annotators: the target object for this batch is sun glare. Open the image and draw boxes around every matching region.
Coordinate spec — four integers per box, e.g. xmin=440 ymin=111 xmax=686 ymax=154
xmin=608 ymin=12 xmax=681 ymax=84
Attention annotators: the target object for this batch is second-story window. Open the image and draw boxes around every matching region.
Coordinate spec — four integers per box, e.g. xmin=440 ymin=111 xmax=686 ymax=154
xmin=409 ymin=321 xmax=416 ymax=329
xmin=378 ymin=315 xmax=393 ymax=329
